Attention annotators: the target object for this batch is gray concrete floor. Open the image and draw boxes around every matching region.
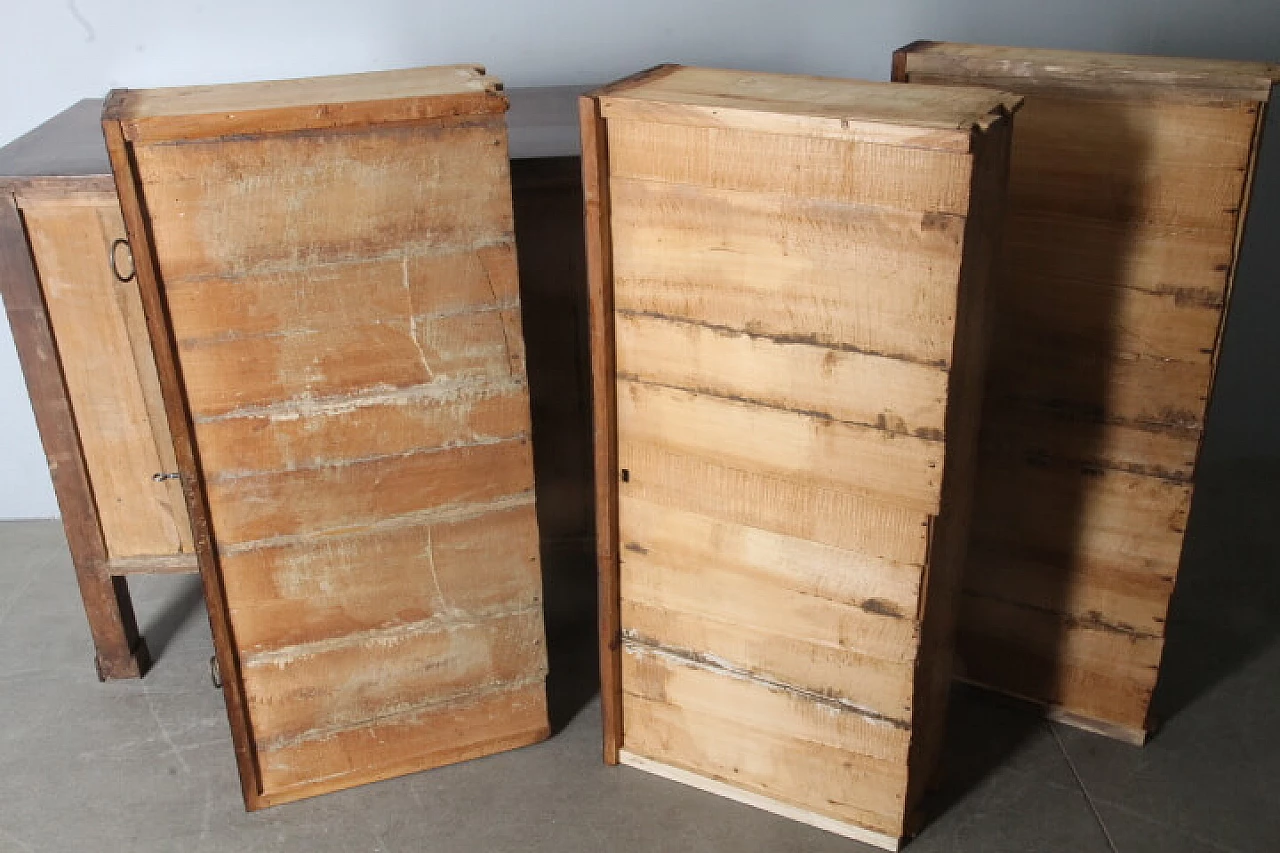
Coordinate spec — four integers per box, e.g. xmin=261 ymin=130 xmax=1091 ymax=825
xmin=0 ymin=459 xmax=1277 ymax=852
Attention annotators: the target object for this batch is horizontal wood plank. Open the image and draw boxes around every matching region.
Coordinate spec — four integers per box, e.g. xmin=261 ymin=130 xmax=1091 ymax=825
xmin=618 ymin=441 xmax=931 ymax=566
xmin=615 ymin=310 xmax=949 ymax=437
xmin=620 ymin=511 xmax=920 ymax=665
xmin=242 ymin=608 xmax=546 ymax=745
xmin=623 ymin=600 xmax=916 ymax=722
xmin=623 ymin=680 xmax=908 ymax=838
xmin=963 ymin=543 xmax=1175 ymax=637
xmin=178 ymin=308 xmax=525 ymax=418
xmin=1001 ymin=213 xmax=1232 ymax=309
xmin=957 ymin=594 xmax=1163 ymax=731
xmin=617 ymin=379 xmax=943 ymax=511
xmin=620 ymin=497 xmax=922 ymax=614
xmin=987 ymin=336 xmax=1214 ymax=430
xmin=166 ymin=244 xmax=519 ymax=342
xmin=223 ymin=502 xmax=541 ymax=652
xmin=970 ymin=459 xmax=1192 ymax=580
xmin=610 ymin=177 xmax=964 ymax=366
xmin=206 ymin=437 xmax=535 ymax=546
xmin=258 ymin=681 xmax=547 ymax=798
xmin=623 ymin=646 xmax=911 ymax=761
xmin=193 ymin=380 xmax=529 ymax=476
xmin=607 ymin=118 xmax=975 ymax=213
xmin=134 ymin=122 xmax=513 ymax=280
xmin=978 ymin=402 xmax=1199 ymax=481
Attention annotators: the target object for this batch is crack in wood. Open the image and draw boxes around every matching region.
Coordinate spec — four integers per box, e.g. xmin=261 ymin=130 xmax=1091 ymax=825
xmin=219 ymin=490 xmax=535 ymax=555
xmin=614 ymin=308 xmax=950 ymax=370
xmin=622 ymin=632 xmax=913 ymax=730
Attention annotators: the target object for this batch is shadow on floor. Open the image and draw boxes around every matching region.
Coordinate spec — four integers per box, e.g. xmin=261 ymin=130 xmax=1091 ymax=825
xmin=136 ymin=573 xmax=205 ymax=663
xmin=1151 ymin=457 xmax=1280 ymax=727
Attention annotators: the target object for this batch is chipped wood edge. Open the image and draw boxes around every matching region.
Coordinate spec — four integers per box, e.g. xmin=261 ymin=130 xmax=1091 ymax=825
xmin=101 ymin=115 xmax=267 ymax=810
xmin=619 ymin=751 xmax=901 ymax=850
xmin=580 ymin=93 xmax=624 ymax=765
xmin=0 ymin=189 xmax=149 ymax=680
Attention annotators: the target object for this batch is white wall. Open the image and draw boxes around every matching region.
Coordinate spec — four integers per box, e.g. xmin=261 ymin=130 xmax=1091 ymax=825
xmin=2 ymin=0 xmax=1279 ymax=516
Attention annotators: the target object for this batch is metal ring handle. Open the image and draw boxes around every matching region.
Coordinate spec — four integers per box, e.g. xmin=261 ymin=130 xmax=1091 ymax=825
xmin=110 ymin=238 xmax=136 ymax=283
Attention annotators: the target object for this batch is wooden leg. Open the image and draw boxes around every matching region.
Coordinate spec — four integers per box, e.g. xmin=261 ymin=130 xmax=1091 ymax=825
xmin=1 ymin=194 xmax=150 ymax=679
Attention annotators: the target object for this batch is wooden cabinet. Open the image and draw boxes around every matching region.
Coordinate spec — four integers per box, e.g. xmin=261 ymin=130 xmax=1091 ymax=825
xmin=894 ymin=42 xmax=1279 ymax=742
xmin=102 ymin=66 xmax=552 ymax=808
xmin=0 ymin=101 xmax=197 ymax=680
xmin=0 ymin=89 xmax=595 ymax=689
xmin=582 ymin=65 xmax=1020 ymax=847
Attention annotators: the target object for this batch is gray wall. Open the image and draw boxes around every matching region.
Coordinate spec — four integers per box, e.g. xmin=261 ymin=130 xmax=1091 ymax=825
xmin=1 ymin=0 xmax=1277 ymax=516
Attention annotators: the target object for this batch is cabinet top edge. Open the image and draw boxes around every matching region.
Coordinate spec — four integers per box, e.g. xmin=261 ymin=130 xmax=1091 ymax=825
xmin=895 ymin=41 xmax=1278 ymax=102
xmin=103 ymin=64 xmax=504 ymax=123
xmin=588 ymin=64 xmax=1022 ymax=152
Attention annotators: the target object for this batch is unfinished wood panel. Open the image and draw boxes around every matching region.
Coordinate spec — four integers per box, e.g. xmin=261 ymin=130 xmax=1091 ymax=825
xmin=614 ymin=310 xmax=949 ymax=437
xmin=587 ymin=66 xmax=1019 ymax=845
xmin=621 ymin=654 xmax=909 ymax=838
xmin=617 ymin=379 xmax=944 ymax=512
xmin=221 ymin=502 xmax=540 ymax=652
xmin=610 ymin=171 xmax=966 ymax=366
xmin=105 ymin=67 xmax=548 ymax=808
xmin=895 ymin=41 xmax=1277 ymax=738
xmin=24 ymin=202 xmax=190 ymax=560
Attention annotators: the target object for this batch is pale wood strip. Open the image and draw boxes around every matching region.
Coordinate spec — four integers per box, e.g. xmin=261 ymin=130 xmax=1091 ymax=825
xmin=194 ymin=381 xmax=529 ymax=477
xmin=176 ymin=308 xmax=525 ymax=418
xmin=606 ymin=118 xmax=974 ymax=213
xmin=622 ymin=600 xmax=916 ymax=722
xmin=134 ymin=122 xmax=513 ymax=280
xmin=622 ymin=647 xmax=911 ymax=761
xmin=25 ymin=204 xmax=188 ymax=559
xmin=223 ymin=503 xmax=541 ymax=652
xmin=205 ymin=437 xmax=535 ymax=545
xmin=969 ymin=458 xmax=1192 ymax=580
xmin=619 ymin=497 xmax=922 ymax=614
xmin=618 ymin=379 xmax=943 ymax=512
xmin=257 ymin=681 xmax=548 ymax=800
xmin=622 ymin=551 xmax=917 ymax=664
xmin=620 ymin=524 xmax=920 ymax=666
xmin=241 ymin=608 xmax=545 ymax=744
xmin=623 ymin=691 xmax=908 ymax=838
xmin=618 ymin=441 xmax=931 ymax=565
xmin=108 ymin=554 xmax=200 ymax=575
xmin=610 ymin=177 xmax=964 ymax=366
xmin=165 ymin=244 xmax=519 ymax=342
xmin=615 ymin=311 xmax=949 ymax=437
xmin=957 ymin=595 xmax=1163 ymax=731
xmin=619 ymin=752 xmax=900 ymax=851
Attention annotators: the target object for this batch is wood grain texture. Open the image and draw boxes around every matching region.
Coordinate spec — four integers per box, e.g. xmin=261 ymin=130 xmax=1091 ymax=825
xmin=0 ymin=192 xmax=149 ymax=679
xmin=585 ymin=67 xmax=1019 ymax=841
xmin=105 ymin=69 xmax=547 ymax=808
xmin=580 ymin=93 xmax=624 ymax=764
xmin=106 ymin=66 xmax=506 ymax=143
xmin=599 ymin=65 xmax=1020 ymax=152
xmin=895 ymin=41 xmax=1276 ymax=737
xmin=24 ymin=202 xmax=191 ymax=559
